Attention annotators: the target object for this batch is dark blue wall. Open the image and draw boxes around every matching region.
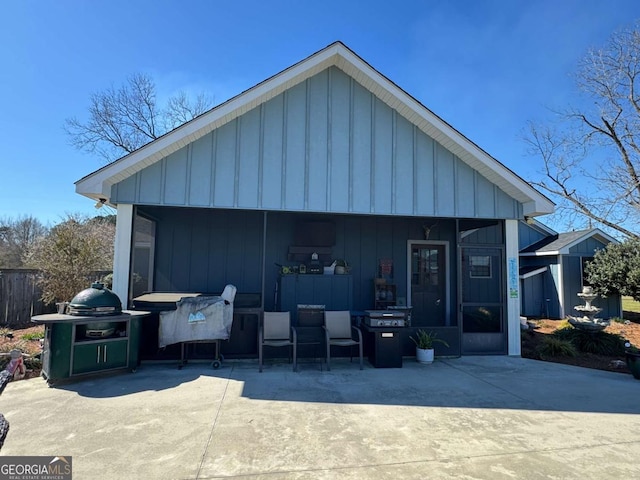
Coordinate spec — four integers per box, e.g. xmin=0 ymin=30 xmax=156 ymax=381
xmin=139 ymin=207 xmax=459 ymax=319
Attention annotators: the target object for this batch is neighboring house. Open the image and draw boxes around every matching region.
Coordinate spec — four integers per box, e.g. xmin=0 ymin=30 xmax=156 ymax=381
xmin=75 ymin=42 xmax=554 ymax=358
xmin=519 ymin=220 xmax=621 ymax=320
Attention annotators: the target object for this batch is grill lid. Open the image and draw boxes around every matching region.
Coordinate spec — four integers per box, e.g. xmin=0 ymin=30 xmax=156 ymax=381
xmin=68 ymin=282 xmax=122 ymax=316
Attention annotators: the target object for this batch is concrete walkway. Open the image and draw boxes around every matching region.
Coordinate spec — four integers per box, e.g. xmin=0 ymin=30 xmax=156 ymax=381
xmin=1 ymin=356 xmax=639 ymax=479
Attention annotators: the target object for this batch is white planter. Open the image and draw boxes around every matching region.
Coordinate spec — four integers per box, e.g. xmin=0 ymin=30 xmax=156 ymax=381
xmin=416 ymin=347 xmax=434 ymax=364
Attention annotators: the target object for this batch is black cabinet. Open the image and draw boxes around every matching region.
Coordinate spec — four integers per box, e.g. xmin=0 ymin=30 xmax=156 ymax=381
xmin=362 ymin=324 xmax=403 ymax=368
xmin=221 ymin=308 xmax=261 ymax=357
xmin=278 ymin=275 xmax=353 ymax=323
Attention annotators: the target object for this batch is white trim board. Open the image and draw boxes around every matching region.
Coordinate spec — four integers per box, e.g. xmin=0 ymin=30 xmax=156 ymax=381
xmin=519 ymin=266 xmax=548 ymax=280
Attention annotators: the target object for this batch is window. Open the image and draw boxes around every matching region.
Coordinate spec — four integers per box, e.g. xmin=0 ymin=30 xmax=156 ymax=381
xmin=470 ymin=255 xmax=492 ymax=278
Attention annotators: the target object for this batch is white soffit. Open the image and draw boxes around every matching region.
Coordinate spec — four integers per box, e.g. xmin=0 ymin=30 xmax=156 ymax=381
xmin=75 ymin=42 xmax=554 ymax=216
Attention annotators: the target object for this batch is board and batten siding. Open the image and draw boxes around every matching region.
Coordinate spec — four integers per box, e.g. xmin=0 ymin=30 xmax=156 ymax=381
xmin=112 ymin=67 xmax=522 ymax=219
xmin=518 ymin=222 xmax=548 ymax=250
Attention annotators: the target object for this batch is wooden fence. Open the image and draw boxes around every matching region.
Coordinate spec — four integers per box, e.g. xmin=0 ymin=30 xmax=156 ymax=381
xmin=0 ymin=269 xmax=111 ymax=328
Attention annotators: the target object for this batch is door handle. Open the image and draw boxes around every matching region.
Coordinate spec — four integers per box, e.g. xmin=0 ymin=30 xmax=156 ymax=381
xmin=104 ymin=345 xmax=107 ymax=362
xmin=97 ymin=346 xmax=101 ymax=363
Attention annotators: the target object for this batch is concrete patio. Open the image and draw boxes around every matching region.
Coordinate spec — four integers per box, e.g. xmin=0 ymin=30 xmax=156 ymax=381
xmin=1 ymin=356 xmax=639 ymax=479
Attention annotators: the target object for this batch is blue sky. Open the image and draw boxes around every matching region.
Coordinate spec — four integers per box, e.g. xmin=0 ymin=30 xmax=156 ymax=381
xmin=1 ymin=0 xmax=639 ymax=228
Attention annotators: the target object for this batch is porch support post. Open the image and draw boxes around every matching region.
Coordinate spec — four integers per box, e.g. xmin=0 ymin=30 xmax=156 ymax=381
xmin=505 ymin=219 xmax=521 ymax=356
xmin=113 ymin=204 xmax=134 ymax=309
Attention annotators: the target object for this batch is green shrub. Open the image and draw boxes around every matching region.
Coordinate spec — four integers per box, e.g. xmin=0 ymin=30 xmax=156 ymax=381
xmin=553 ymin=326 xmax=577 ymax=341
xmin=552 ymin=328 xmax=625 ymax=355
xmin=537 ymin=337 xmax=578 ymax=358
xmin=610 ymin=317 xmax=626 ymax=324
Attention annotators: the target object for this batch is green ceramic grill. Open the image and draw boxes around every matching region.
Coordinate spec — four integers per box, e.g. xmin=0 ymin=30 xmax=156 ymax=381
xmin=67 ymin=282 xmax=122 ymax=317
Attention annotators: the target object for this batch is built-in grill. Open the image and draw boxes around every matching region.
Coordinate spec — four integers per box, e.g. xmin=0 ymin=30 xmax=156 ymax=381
xmin=363 ymin=310 xmax=407 ymax=328
xmin=67 ymin=282 xmax=123 ymax=338
xmin=67 ymin=282 xmax=122 ymax=317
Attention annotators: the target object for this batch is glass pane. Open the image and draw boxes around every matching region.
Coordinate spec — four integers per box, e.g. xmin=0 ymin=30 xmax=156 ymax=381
xmin=410 ymin=244 xmax=447 ymax=327
xmin=462 ymin=306 xmax=502 ymax=333
xmin=131 ymin=215 xmax=156 ymax=299
xmin=470 ymin=255 xmax=491 ymax=278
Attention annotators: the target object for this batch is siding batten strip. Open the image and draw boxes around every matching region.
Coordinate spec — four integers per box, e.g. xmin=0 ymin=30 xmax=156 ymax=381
xmin=433 ymin=139 xmax=438 ymax=216
xmin=210 ymin=131 xmax=217 ymax=207
xmin=258 ymin=104 xmax=265 ymax=209
xmin=281 ymin=92 xmax=288 ymax=210
xmin=348 ymin=78 xmax=354 ymax=213
xmin=412 ymin=125 xmax=417 ymax=216
xmin=453 ymin=156 xmax=458 ymax=216
xmin=186 ymin=143 xmax=192 ymax=206
xmin=370 ymin=93 xmax=376 ymax=213
xmin=391 ymin=111 xmax=397 ymax=214
xmin=304 ymin=79 xmax=310 ymax=210
xmin=326 ymin=69 xmax=332 ymax=211
xmin=134 ymin=172 xmax=141 ymax=204
xmin=473 ymin=170 xmax=479 ymax=218
xmin=234 ymin=120 xmax=241 ymax=208
xmin=160 ymin=157 xmax=166 ymax=205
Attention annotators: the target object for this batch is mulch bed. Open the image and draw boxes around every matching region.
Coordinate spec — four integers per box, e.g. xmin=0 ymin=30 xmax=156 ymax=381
xmin=520 ymin=315 xmax=640 ymax=374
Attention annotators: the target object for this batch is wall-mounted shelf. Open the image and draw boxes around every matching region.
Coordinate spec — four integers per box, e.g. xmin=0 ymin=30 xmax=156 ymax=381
xmin=374 ymin=283 xmax=396 ymax=310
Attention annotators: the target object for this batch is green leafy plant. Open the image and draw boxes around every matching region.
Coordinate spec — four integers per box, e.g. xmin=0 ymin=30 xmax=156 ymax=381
xmin=21 ymin=331 xmax=45 ymax=341
xmin=410 ymin=329 xmax=449 ymax=350
xmin=536 ymin=337 xmax=578 ymax=359
xmin=584 ymin=238 xmax=640 ymax=302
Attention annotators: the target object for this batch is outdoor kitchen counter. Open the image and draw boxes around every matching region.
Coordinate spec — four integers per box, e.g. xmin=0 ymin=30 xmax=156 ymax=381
xmin=31 ymin=310 xmax=150 ymax=324
xmin=32 ymin=311 xmax=151 ymax=385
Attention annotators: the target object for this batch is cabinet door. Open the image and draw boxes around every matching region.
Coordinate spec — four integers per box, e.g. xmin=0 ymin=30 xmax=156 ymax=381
xmin=72 ymin=343 xmax=102 ymax=375
xmin=102 ymin=340 xmax=128 ymax=370
xmin=72 ymin=341 xmax=128 ymax=375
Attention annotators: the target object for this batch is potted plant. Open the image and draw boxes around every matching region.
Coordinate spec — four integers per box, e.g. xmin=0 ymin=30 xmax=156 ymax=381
xmin=334 ymin=259 xmax=349 ymax=275
xmin=625 ymin=341 xmax=640 ymax=380
xmin=410 ymin=329 xmax=449 ymax=364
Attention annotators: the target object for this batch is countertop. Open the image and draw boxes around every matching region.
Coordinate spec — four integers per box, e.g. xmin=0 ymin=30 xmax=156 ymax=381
xmin=32 ymin=310 xmax=151 ymax=324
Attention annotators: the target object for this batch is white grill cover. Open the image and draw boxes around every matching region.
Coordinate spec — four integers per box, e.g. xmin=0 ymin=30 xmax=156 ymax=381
xmin=158 ymin=286 xmax=236 ymax=347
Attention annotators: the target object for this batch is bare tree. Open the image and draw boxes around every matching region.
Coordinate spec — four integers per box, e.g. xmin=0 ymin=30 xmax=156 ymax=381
xmin=0 ymin=215 xmax=48 ymax=268
xmin=23 ymin=215 xmax=115 ymax=304
xmin=527 ymin=23 xmax=640 ymax=239
xmin=65 ymin=73 xmax=213 ymax=163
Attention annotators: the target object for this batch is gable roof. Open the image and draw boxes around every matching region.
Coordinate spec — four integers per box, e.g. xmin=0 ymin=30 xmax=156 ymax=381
xmin=520 ymin=228 xmax=618 ymax=255
xmin=523 ymin=218 xmax=557 ymax=237
xmin=75 ymin=41 xmax=554 ymax=217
